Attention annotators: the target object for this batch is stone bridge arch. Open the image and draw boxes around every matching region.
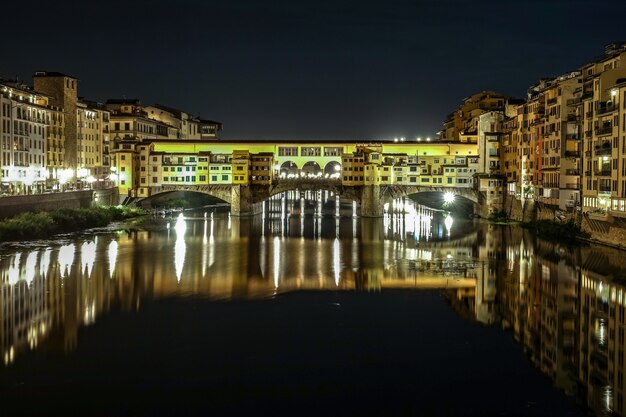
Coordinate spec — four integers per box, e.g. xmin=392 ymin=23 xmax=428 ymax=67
xmin=379 ymin=185 xmax=480 ymax=204
xmin=137 ymin=185 xmax=234 ymax=207
xmin=136 ymin=183 xmax=483 ymax=217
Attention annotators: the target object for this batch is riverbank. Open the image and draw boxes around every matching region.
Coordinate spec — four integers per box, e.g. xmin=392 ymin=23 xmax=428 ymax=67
xmin=522 ymin=219 xmax=590 ymax=242
xmin=0 ymin=206 xmax=146 ymax=243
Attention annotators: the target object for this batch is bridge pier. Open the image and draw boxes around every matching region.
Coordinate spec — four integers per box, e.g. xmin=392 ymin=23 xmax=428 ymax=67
xmin=230 ymin=185 xmax=263 ymax=216
xmin=360 ymin=185 xmax=383 ymax=217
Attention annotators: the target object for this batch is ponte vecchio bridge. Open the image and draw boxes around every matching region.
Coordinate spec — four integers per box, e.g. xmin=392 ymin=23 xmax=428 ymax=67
xmin=112 ymin=140 xmax=495 ymax=216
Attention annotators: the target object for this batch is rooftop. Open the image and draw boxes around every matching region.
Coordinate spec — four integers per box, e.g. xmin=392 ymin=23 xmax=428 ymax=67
xmin=33 ymin=71 xmax=78 ymax=80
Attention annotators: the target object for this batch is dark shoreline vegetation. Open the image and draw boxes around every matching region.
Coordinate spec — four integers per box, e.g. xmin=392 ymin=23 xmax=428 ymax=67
xmin=523 ymin=219 xmax=590 ymax=242
xmin=0 ymin=206 xmax=146 ymax=242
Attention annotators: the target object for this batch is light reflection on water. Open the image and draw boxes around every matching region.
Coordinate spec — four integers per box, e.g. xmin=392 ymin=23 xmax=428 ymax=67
xmin=1 ymin=191 xmax=626 ymax=416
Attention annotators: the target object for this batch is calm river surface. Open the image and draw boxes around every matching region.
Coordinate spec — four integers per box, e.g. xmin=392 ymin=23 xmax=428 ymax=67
xmin=0 ymin=191 xmax=624 ymax=416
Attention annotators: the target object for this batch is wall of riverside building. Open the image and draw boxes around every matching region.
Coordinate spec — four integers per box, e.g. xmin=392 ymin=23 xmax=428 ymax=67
xmin=0 ymin=189 xmax=118 ymax=219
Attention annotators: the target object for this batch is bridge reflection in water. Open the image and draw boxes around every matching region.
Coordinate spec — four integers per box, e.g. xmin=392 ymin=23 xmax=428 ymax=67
xmin=2 ymin=191 xmax=626 ymax=416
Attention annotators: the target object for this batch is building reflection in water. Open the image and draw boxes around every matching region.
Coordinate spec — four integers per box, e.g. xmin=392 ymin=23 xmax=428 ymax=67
xmin=2 ymin=191 xmax=626 ymax=416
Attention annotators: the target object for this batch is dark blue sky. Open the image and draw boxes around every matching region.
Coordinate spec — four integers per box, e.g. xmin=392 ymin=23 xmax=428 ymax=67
xmin=3 ymin=0 xmax=626 ymax=140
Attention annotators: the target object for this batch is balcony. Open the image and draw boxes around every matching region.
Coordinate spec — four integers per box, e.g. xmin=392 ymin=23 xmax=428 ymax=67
xmin=595 ymin=146 xmax=612 ymax=156
xmin=585 ymin=130 xmax=593 ymax=138
xmin=599 ymin=185 xmax=612 ymax=192
xmin=565 ymin=169 xmax=580 ymax=176
xmin=581 ymin=91 xmax=594 ymax=100
xmin=566 ymin=114 xmax=580 ymax=122
xmin=488 ymin=150 xmax=500 ymax=157
xmin=594 ymin=169 xmax=611 ymax=177
xmin=565 ymin=133 xmax=579 ymax=140
xmin=596 ymin=126 xmax=613 ymax=136
xmin=586 ymin=110 xmax=594 ymax=118
xmin=597 ymin=103 xmax=617 ymax=115
xmin=564 ymin=150 xmax=580 ymax=158
xmin=567 ymin=97 xmax=582 ymax=106
xmin=564 ymin=183 xmax=580 ymax=190
xmin=547 ymin=97 xmax=558 ymax=105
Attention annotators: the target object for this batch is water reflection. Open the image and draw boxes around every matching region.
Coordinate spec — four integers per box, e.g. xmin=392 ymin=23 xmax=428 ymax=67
xmin=2 ymin=192 xmax=626 ymax=416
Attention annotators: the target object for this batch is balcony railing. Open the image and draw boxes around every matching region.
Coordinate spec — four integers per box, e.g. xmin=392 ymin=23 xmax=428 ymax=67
xmin=566 ymin=134 xmax=579 ymax=140
xmin=566 ymin=114 xmax=580 ymax=122
xmin=564 ymin=150 xmax=580 ymax=157
xmin=597 ymin=104 xmax=617 ymax=115
xmin=594 ymin=169 xmax=611 ymax=176
xmin=586 ymin=111 xmax=594 ymax=118
xmin=595 ymin=147 xmax=612 ymax=156
xmin=599 ymin=185 xmax=612 ymax=192
xmin=565 ymin=169 xmax=580 ymax=176
xmin=585 ymin=130 xmax=593 ymax=138
xmin=567 ymin=98 xmax=581 ymax=106
xmin=547 ymin=97 xmax=558 ymax=105
xmin=564 ymin=183 xmax=580 ymax=190
xmin=596 ymin=126 xmax=612 ymax=136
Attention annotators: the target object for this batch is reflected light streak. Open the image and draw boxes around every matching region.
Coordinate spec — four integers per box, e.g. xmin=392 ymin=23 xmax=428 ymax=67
xmin=273 ymin=237 xmax=280 ymax=288
xmin=24 ymin=250 xmax=38 ymax=284
xmin=175 ymin=213 xmax=186 ymax=235
xmin=58 ymin=244 xmax=75 ymax=277
xmin=81 ymin=241 xmax=96 ymax=278
xmin=444 ymin=214 xmax=453 ymax=236
xmin=40 ymin=248 xmax=52 ymax=279
xmin=108 ymin=240 xmax=118 ymax=279
xmin=175 ymin=214 xmax=186 ymax=283
xmin=333 ymin=239 xmax=341 ymax=286
xmin=8 ymin=253 xmax=21 ymax=285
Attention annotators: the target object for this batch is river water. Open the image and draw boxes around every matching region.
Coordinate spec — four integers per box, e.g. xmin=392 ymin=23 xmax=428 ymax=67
xmin=0 ymin=190 xmax=623 ymax=416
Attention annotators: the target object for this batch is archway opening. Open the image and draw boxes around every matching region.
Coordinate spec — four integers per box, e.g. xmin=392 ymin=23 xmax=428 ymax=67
xmin=324 ymin=161 xmax=341 ymax=179
xmin=280 ymin=161 xmax=299 ymax=179
xmin=301 ymin=161 xmax=322 ymax=178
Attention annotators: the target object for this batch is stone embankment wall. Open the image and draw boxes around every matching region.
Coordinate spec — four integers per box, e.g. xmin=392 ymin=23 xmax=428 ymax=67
xmin=502 ymin=193 xmax=626 ymax=249
xmin=580 ymin=215 xmax=626 ymax=250
xmin=503 ymin=195 xmax=536 ymax=223
xmin=0 ymin=188 xmax=119 ymax=219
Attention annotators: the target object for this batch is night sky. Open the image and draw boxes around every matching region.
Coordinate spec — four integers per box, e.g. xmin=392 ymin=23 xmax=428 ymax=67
xmin=3 ymin=0 xmax=626 ymax=140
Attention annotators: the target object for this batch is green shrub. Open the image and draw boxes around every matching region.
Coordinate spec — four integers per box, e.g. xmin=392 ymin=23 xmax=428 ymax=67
xmin=0 ymin=212 xmax=56 ymax=240
xmin=0 ymin=206 xmax=146 ymax=242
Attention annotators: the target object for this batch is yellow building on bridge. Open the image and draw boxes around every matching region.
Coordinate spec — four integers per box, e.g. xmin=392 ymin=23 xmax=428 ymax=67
xmin=112 ymin=139 xmax=482 ymax=200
